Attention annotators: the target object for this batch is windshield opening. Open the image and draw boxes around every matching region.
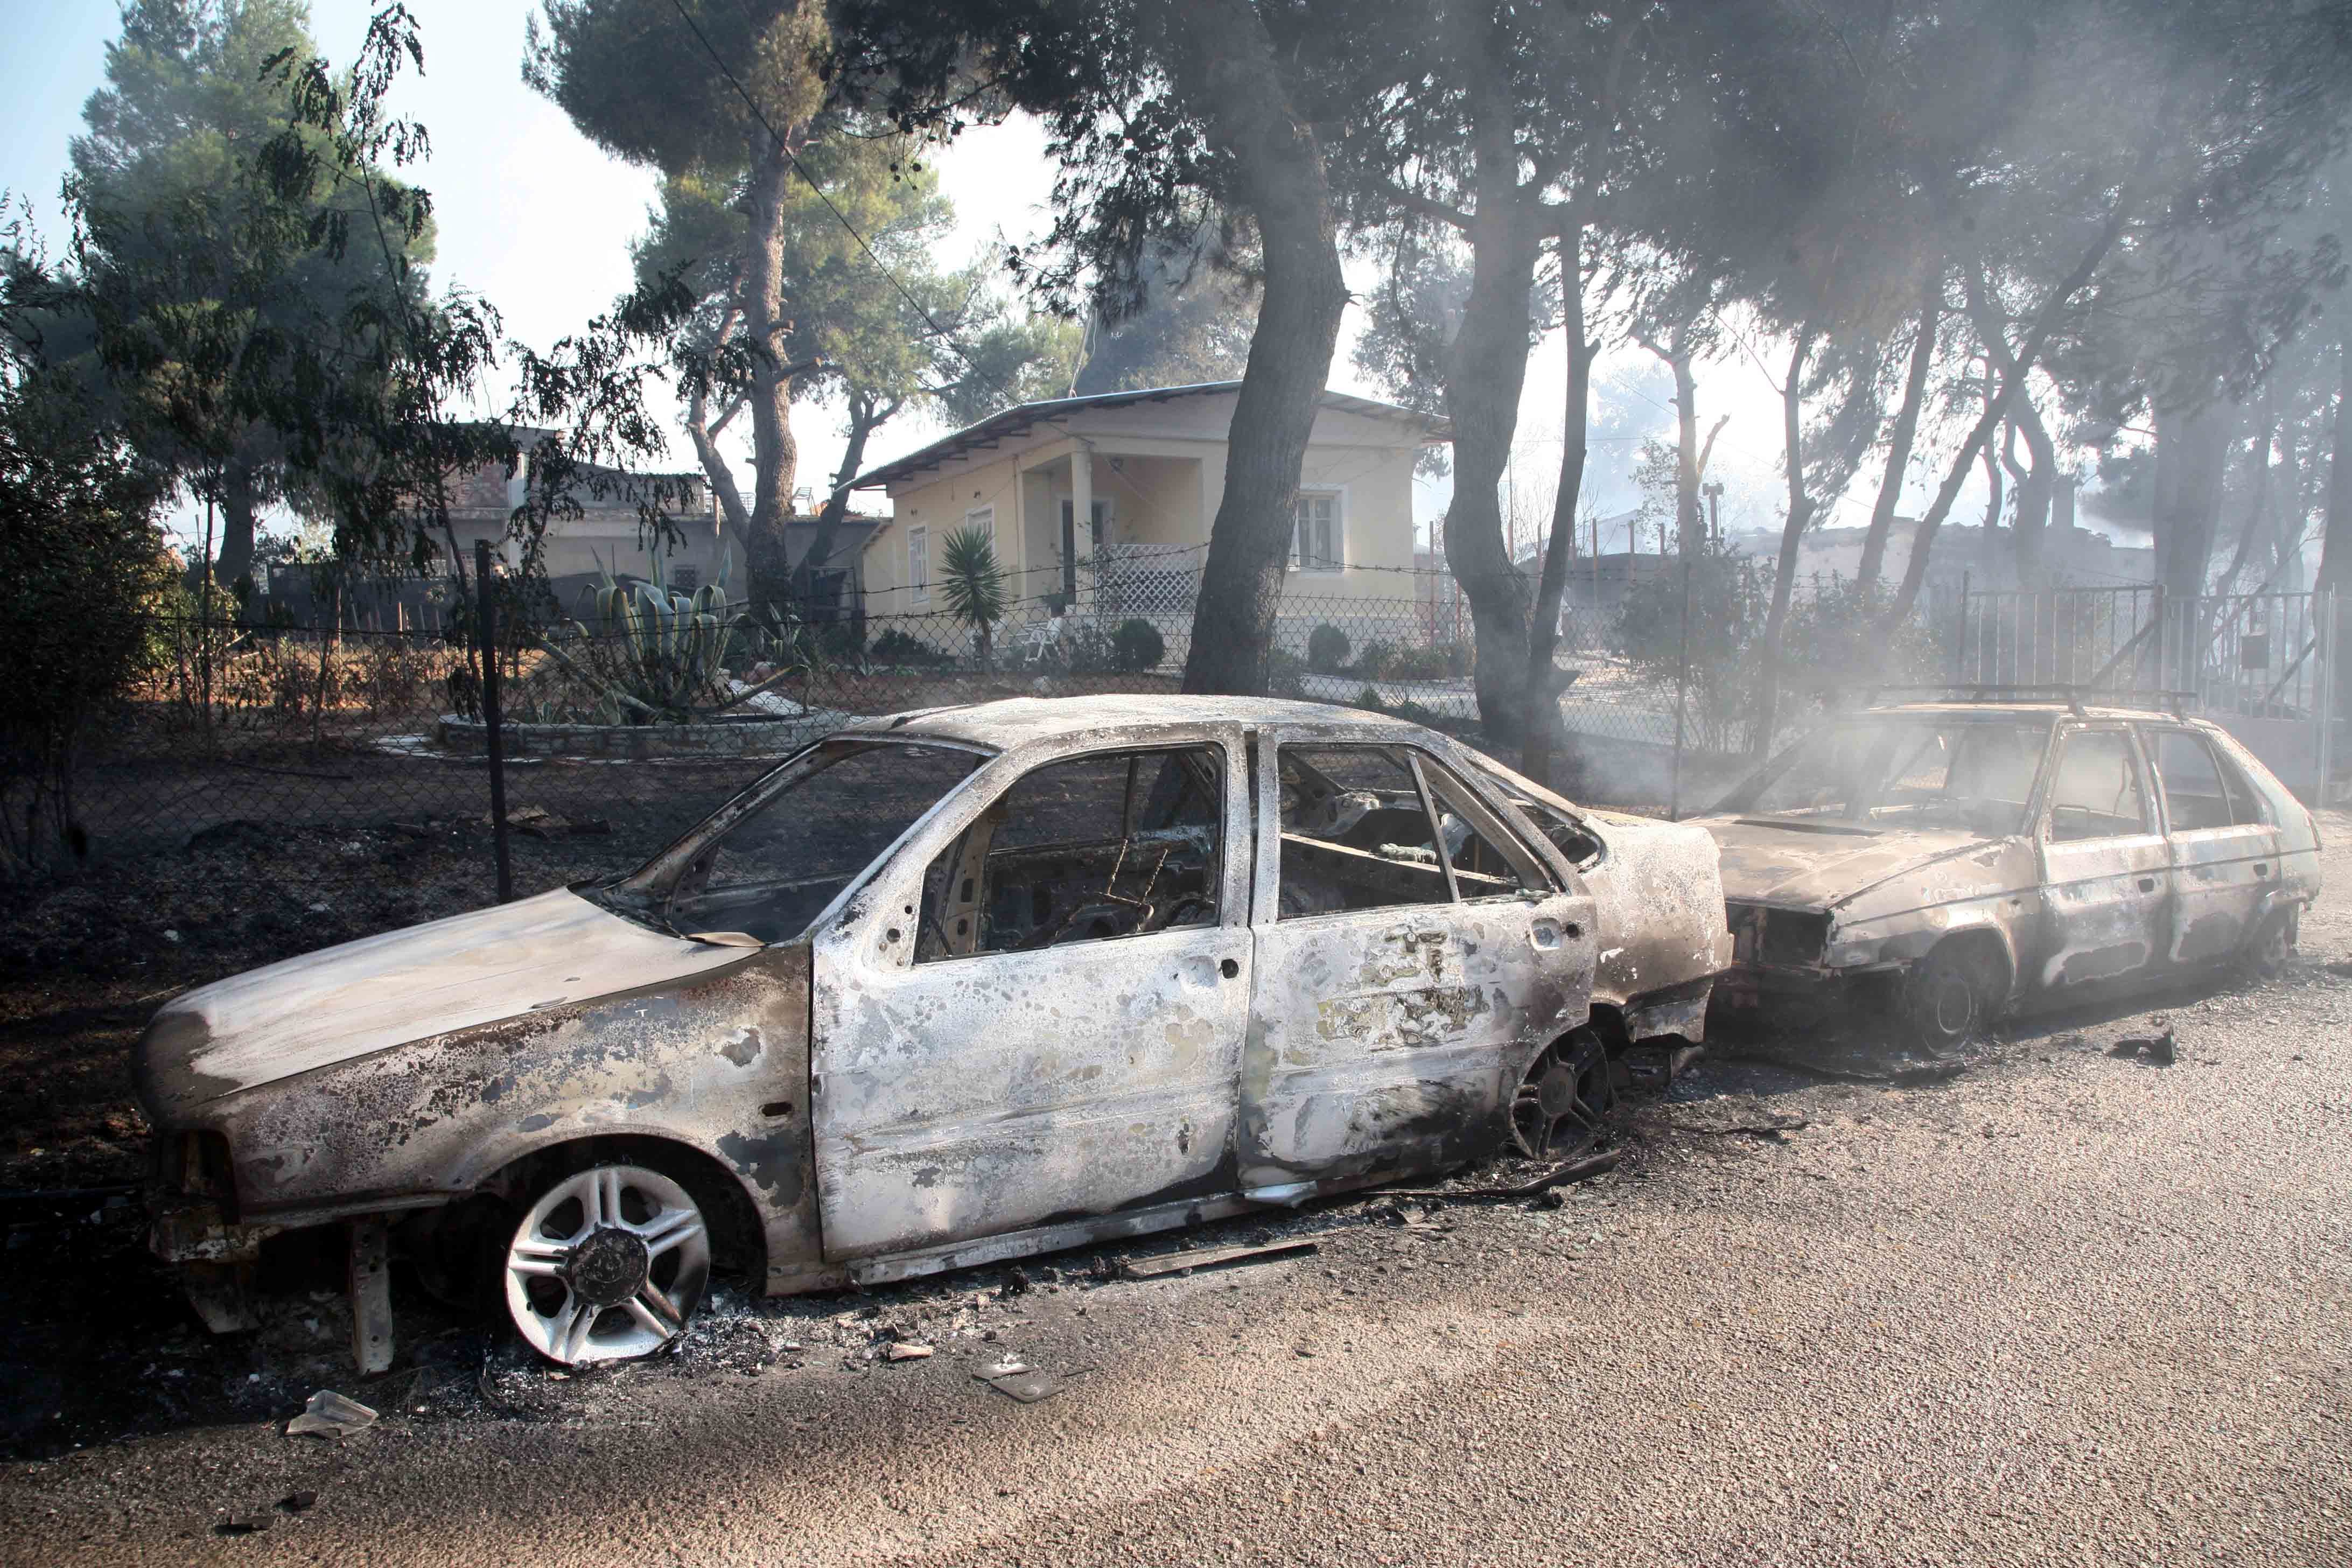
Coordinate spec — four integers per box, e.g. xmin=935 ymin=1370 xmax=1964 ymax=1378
xmin=1721 ymin=717 xmax=2051 ymax=837
xmin=610 ymin=737 xmax=988 ymax=944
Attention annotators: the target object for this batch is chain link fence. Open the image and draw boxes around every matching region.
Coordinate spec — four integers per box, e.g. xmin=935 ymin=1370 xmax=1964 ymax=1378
xmin=0 ymin=563 xmax=1959 ymax=979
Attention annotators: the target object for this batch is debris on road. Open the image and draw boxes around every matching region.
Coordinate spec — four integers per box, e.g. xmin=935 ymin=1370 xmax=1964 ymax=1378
xmin=278 ymin=1491 xmax=317 ymax=1514
xmin=972 ymin=1354 xmax=1086 ymax=1404
xmin=1369 ymin=1147 xmax=1623 ymax=1201
xmin=983 ymin=1367 xmax=1076 ymax=1404
xmin=284 ymin=1389 xmax=377 ymax=1439
xmin=2110 ymin=1028 xmax=2178 ymax=1066
xmin=881 ymin=1342 xmax=934 ymax=1362
xmin=1122 ymin=1238 xmax=1321 ymax=1279
xmin=1667 ymin=1118 xmax=1810 ymax=1140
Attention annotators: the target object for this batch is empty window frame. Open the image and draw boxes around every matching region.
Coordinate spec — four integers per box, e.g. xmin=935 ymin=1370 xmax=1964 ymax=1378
xmin=1277 ymin=746 xmax=1446 ymax=916
xmin=2047 ymin=729 xmax=2152 ymax=842
xmin=918 ymin=746 xmax=1224 ymax=961
xmin=1416 ymin=755 xmax=1548 ymax=899
xmin=659 ymin=740 xmax=983 ymax=945
xmin=2148 ymin=729 xmax=2233 ymax=832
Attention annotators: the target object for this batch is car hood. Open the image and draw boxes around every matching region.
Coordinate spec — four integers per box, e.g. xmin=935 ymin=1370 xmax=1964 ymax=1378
xmin=136 ymin=888 xmax=744 ymax=1120
xmin=1695 ymin=816 xmax=1994 ymax=911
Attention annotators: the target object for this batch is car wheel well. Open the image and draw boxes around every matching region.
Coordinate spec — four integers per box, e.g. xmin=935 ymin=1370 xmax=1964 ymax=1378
xmin=1921 ymin=930 xmax=2012 ymax=1002
xmin=478 ymin=1135 xmax=766 ymax=1283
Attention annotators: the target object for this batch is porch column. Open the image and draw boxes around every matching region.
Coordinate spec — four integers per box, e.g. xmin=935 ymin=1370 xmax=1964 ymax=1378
xmin=1072 ymin=443 xmax=1095 ymax=610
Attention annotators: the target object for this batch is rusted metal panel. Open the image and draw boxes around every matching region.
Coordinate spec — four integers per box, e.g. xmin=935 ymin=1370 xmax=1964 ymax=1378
xmin=2164 ymin=822 xmax=2276 ymax=963
xmin=144 ymin=941 xmax=820 ymax=1287
xmin=2039 ymin=832 xmax=2171 ymax=986
xmin=1237 ymin=730 xmax=1598 ymax=1192
xmin=1451 ymin=751 xmax=1730 ymax=1029
xmin=136 ymin=890 xmax=747 ymax=1120
xmin=809 ymin=727 xmax=1256 ymax=1262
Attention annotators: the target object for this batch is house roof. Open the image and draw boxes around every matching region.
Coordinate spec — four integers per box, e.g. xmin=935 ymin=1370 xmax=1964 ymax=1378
xmin=846 ymin=381 xmax=1454 ymax=493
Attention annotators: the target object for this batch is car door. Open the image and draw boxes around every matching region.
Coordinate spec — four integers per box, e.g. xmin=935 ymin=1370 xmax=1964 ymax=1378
xmin=1237 ymin=733 xmax=1595 ymax=1200
xmin=807 ymin=735 xmax=1254 ymax=1264
xmin=2035 ymin=723 xmax=2172 ymax=990
xmin=2144 ymin=724 xmax=2283 ymax=964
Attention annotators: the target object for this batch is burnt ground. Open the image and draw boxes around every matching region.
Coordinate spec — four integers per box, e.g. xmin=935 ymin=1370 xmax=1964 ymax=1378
xmin=0 ymin=814 xmax=2346 ymax=1564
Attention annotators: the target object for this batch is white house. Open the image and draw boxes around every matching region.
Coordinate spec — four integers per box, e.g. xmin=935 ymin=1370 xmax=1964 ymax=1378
xmin=849 ymin=382 xmax=1452 ymax=621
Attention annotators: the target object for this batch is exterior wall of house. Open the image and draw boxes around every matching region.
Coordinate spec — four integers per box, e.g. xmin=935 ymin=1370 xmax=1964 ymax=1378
xmin=858 ymin=391 xmax=1433 ymax=618
xmin=864 ymin=451 xmax=1024 ymax=617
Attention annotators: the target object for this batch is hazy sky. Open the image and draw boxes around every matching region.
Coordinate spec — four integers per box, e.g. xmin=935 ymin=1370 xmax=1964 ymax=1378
xmin=3 ymin=0 xmax=2042 ymax=562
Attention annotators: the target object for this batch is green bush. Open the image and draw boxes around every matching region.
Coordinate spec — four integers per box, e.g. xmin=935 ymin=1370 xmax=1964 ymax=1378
xmin=1 ymin=369 xmax=173 ymax=873
xmin=1354 ymin=684 xmax=1388 ymax=712
xmin=1306 ymin=623 xmax=1350 ymax=674
xmin=1353 ymin=639 xmax=1397 ymax=680
xmin=1111 ymin=617 xmax=1166 ymax=673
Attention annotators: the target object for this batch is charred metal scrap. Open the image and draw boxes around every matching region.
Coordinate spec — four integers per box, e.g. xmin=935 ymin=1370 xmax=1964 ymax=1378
xmin=135 ymin=696 xmax=1730 ymax=1370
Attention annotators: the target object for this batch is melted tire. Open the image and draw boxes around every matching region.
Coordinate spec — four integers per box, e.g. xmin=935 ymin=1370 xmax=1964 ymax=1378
xmin=1901 ymin=945 xmax=1991 ymax=1053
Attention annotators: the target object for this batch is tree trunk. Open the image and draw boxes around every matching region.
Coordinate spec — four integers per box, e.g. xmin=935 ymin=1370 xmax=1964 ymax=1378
xmin=1654 ymin=329 xmax=1702 ymax=557
xmin=790 ymin=400 xmax=885 ymax=621
xmin=1878 ymin=202 xmax=2141 ymax=632
xmin=2151 ymin=394 xmax=2236 ymax=604
xmin=685 ymin=383 xmax=751 ymax=536
xmin=2321 ymin=339 xmax=2352 ymax=597
xmin=1965 ymin=279 xmax=2053 ymax=589
xmin=1427 ymin=15 xmax=1544 ymax=743
xmin=1173 ymin=0 xmax=1350 ymax=696
xmin=1754 ymin=332 xmax=1816 ymax=758
xmin=1520 ymin=227 xmax=1594 ymax=790
xmin=743 ymin=135 xmax=802 ymax=570
xmin=2007 ymin=402 xmax=2056 ymax=587
xmin=216 ymin=451 xmax=261 ymax=594
xmin=2207 ymin=397 xmax=2274 ymax=604
xmin=1855 ymin=268 xmax=1941 ymax=593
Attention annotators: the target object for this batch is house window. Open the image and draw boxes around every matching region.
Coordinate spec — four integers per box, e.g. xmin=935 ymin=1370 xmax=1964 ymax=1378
xmin=964 ymin=505 xmax=995 ymax=543
xmin=908 ymin=525 xmax=930 ymax=605
xmin=1291 ymin=491 xmax=1342 ymax=572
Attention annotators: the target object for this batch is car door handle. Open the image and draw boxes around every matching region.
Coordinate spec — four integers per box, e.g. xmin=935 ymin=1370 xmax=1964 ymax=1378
xmin=1220 ymin=957 xmax=1240 ymax=979
xmin=2138 ymin=877 xmax=2158 ymax=892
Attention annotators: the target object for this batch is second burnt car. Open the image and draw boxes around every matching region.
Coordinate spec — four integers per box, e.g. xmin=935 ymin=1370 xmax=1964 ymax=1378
xmin=1695 ymin=691 xmax=2323 ymax=1047
xmin=135 ymin=697 xmax=1727 ymax=1368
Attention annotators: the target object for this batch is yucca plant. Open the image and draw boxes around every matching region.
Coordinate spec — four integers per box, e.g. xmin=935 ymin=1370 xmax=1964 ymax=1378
xmin=551 ymin=544 xmax=744 ymax=722
xmin=939 ymin=524 xmax=1009 ymax=674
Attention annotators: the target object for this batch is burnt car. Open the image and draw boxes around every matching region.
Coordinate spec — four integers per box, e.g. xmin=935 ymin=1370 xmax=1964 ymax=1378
xmin=1695 ymin=693 xmax=2323 ymax=1047
xmin=136 ymin=697 xmax=1727 ymax=1367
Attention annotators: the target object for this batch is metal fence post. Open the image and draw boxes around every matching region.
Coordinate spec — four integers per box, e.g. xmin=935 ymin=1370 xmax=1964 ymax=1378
xmin=1669 ymin=555 xmax=1692 ymax=821
xmin=477 ymin=540 xmax=514 ymax=904
xmin=1954 ymin=572 xmax=1970 ymax=682
xmin=2317 ymin=587 xmax=2337 ymax=809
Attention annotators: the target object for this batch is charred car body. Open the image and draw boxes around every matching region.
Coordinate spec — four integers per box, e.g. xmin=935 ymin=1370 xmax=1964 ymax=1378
xmin=1696 ymin=694 xmax=2323 ymax=1046
xmin=136 ymin=697 xmax=1728 ymax=1367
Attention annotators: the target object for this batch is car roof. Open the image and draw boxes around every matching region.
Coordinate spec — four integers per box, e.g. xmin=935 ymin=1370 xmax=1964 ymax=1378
xmin=843 ymin=694 xmax=1434 ymax=750
xmin=1854 ymin=700 xmax=2214 ymax=724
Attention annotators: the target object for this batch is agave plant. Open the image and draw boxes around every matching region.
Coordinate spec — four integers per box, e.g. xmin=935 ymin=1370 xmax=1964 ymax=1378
xmin=552 ymin=544 xmax=744 ymax=722
xmin=939 ymin=524 xmax=1009 ymax=674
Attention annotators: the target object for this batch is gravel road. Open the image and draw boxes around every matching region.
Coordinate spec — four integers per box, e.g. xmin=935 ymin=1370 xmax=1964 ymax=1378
xmin=7 ymin=812 xmax=2349 ymax=1568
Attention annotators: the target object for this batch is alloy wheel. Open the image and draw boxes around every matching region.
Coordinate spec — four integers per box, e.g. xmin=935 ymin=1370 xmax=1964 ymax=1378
xmin=503 ymin=1164 xmax=711 ymax=1365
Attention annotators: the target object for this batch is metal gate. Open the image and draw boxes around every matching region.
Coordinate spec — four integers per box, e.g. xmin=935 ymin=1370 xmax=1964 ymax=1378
xmin=1956 ymin=584 xmax=2340 ymax=801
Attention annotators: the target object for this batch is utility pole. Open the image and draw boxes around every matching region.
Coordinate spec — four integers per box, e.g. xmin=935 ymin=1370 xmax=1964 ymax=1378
xmin=1703 ymin=480 xmax=1726 ymax=549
